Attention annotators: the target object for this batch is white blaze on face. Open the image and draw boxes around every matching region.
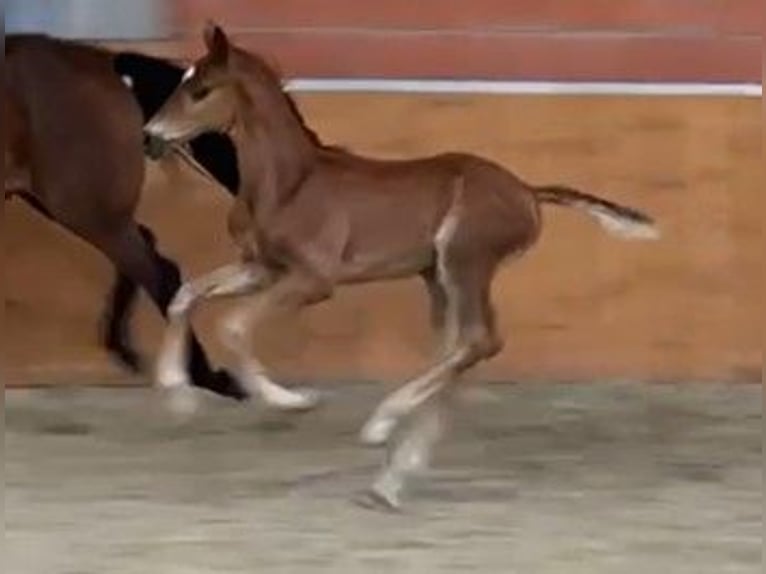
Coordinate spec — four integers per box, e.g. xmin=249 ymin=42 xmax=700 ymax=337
xmin=181 ymin=65 xmax=197 ymax=83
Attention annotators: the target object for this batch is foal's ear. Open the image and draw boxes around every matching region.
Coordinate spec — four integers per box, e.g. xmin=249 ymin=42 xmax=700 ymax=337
xmin=203 ymin=21 xmax=230 ymax=65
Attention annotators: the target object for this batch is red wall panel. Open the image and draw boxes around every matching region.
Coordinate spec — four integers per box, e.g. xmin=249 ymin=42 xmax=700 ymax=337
xmin=180 ymin=0 xmax=759 ymax=34
xmin=167 ymin=0 xmax=761 ymax=82
xmin=123 ymin=31 xmax=759 ymax=83
xmin=716 ymin=0 xmax=763 ymax=34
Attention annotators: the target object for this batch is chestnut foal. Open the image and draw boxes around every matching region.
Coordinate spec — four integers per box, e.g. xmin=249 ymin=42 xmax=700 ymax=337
xmin=146 ymin=24 xmax=659 ymax=508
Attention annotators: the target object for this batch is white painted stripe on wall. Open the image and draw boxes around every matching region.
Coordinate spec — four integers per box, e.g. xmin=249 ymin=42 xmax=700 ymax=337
xmin=285 ymin=79 xmax=762 ymax=97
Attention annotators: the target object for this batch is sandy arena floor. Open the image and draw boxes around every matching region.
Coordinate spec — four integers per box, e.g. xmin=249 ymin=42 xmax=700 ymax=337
xmin=5 ymin=382 xmax=761 ymax=573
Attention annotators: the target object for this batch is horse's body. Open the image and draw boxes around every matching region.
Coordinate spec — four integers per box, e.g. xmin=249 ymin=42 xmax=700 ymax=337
xmin=4 ymin=34 xmax=244 ymax=398
xmin=146 ymin=25 xmax=659 ymax=508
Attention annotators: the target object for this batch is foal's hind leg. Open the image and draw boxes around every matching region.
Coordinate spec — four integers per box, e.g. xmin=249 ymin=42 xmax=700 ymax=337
xmin=358 ymin=269 xmax=459 ymax=508
xmin=358 ymin=397 xmax=450 ymax=511
xmin=360 ymin=267 xmax=455 ymax=444
xmin=362 ymin=257 xmax=502 ymax=508
xmin=361 ymin=253 xmax=499 ymax=446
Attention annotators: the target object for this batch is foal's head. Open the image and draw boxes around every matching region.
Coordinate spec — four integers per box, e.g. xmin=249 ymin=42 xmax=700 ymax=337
xmin=145 ymin=24 xmax=245 ymax=144
xmin=146 ymin=23 xmax=330 ymax=155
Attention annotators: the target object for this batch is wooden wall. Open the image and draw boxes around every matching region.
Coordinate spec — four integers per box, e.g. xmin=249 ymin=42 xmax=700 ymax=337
xmin=3 ymin=2 xmax=761 ymax=386
xmin=5 ymin=95 xmax=761 ymax=386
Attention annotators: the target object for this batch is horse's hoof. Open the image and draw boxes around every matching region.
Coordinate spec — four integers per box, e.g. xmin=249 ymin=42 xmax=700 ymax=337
xmin=116 ymin=348 xmax=143 ymax=374
xmin=209 ymin=369 xmax=250 ymax=401
xmin=352 ymin=488 xmax=402 ymax=513
xmin=104 ymin=334 xmax=143 ymax=373
xmin=360 ymin=415 xmax=396 ymax=446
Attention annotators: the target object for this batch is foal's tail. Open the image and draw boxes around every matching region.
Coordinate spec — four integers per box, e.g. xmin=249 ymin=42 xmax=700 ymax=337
xmin=533 ymin=185 xmax=660 ymax=240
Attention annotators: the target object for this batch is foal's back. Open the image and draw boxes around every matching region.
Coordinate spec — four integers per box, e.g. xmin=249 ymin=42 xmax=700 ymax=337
xmin=287 ymin=149 xmax=541 ymax=282
xmin=312 ymin=148 xmax=535 ymax=213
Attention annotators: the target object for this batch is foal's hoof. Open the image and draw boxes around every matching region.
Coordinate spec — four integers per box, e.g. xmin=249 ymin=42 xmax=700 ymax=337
xmin=352 ymin=488 xmax=402 ymax=513
xmin=156 ymin=367 xmax=199 ymax=418
xmin=360 ymin=415 xmax=396 ymax=446
xmin=272 ymin=387 xmax=321 ymax=412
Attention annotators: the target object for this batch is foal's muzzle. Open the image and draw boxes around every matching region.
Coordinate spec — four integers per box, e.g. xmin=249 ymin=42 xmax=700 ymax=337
xmin=143 ymin=133 xmax=170 ymax=160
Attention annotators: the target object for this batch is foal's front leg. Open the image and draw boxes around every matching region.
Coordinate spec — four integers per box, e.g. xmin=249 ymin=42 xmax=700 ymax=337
xmin=155 ymin=262 xmax=269 ymax=412
xmin=218 ymin=272 xmax=330 ymax=411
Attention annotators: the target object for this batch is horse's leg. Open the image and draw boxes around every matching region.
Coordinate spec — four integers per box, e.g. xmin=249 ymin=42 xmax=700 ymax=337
xmin=100 ymin=224 xmax=157 ymax=372
xmin=154 ymin=262 xmax=270 ymax=412
xmin=11 ymin=190 xmax=151 ymax=373
xmin=12 ymin=189 xmax=144 ymax=372
xmin=101 ymin=272 xmax=141 ymax=371
xmin=217 ymin=272 xmax=330 ymax=411
xmin=93 ymin=223 xmax=248 ymax=400
xmin=19 ymin=186 xmax=246 ymax=399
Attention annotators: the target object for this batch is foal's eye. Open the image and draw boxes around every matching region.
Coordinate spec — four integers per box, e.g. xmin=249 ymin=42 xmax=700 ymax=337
xmin=190 ymin=86 xmax=212 ymax=102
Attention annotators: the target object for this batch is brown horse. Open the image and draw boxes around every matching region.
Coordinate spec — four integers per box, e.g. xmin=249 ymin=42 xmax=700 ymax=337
xmin=4 ymin=33 xmax=247 ymax=399
xmin=145 ymin=24 xmax=659 ymax=509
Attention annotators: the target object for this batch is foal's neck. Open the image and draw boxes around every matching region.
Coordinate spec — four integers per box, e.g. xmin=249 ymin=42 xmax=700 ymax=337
xmin=231 ymin=54 xmax=317 ymax=216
